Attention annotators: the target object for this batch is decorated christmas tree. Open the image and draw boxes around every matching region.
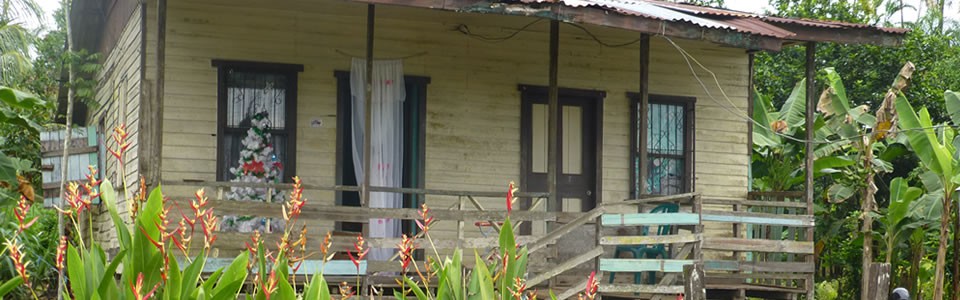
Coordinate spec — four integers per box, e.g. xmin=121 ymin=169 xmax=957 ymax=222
xmin=223 ymin=111 xmax=285 ymax=232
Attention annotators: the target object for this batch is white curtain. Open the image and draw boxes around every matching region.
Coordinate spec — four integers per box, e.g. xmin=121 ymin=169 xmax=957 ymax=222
xmin=350 ymin=58 xmax=405 ymax=261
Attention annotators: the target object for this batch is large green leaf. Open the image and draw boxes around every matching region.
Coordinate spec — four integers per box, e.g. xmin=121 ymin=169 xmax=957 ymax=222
xmin=813 ymin=156 xmax=855 ymax=177
xmin=180 ymin=250 xmax=207 ymax=300
xmin=0 ymin=276 xmax=23 ymax=299
xmin=67 ymin=244 xmax=87 ymax=300
xmin=752 ymin=87 xmax=780 ymax=148
xmin=895 ymin=95 xmax=951 ymax=175
xmin=908 ymin=193 xmax=943 ymax=222
xmin=778 ymin=80 xmax=807 ymax=132
xmin=822 ymin=68 xmax=852 ymax=116
xmin=0 ymin=151 xmax=32 ymax=183
xmin=0 ymin=106 xmax=42 ymax=134
xmin=212 ymin=251 xmax=250 ymax=298
xmin=471 ymin=253 xmax=495 ymax=300
xmin=945 ymin=90 xmax=960 ymax=125
xmin=827 ymin=183 xmax=855 ymax=203
xmin=888 ymin=177 xmax=923 ymax=227
xmin=0 ymin=86 xmax=45 ymax=110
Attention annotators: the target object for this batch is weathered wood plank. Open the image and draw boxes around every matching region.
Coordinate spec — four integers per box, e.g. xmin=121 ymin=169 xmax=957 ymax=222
xmin=193 ymin=258 xmax=367 ymax=275
xmin=614 ymin=192 xmax=700 ymax=206
xmin=600 ymin=233 xmax=701 ymax=245
xmin=527 ymin=245 xmax=603 ymax=287
xmin=701 ymin=198 xmax=808 ymax=209
xmin=703 ymin=238 xmax=814 ymax=254
xmin=704 ymin=260 xmax=814 ymax=273
xmin=701 ymin=210 xmax=814 ymax=227
xmin=601 ymin=212 xmax=700 ymax=227
xmin=555 ymin=277 xmax=589 ymax=300
xmin=597 ymin=284 xmax=684 ymax=294
xmin=599 ymin=259 xmax=695 ymax=273
xmin=170 ymin=198 xmax=569 ymax=222
xmin=528 ymin=207 xmax=603 ymax=253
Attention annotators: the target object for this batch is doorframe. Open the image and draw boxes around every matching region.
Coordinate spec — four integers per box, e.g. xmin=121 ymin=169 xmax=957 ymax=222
xmin=333 ymin=70 xmax=431 ymax=230
xmin=518 ymin=84 xmax=605 ymax=211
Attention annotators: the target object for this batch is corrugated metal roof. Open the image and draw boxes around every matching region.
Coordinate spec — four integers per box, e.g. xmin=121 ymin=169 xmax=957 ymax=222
xmin=517 ymin=0 xmax=907 ymax=39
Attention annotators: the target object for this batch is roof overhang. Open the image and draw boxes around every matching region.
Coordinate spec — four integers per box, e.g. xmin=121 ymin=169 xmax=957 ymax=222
xmin=346 ymin=0 xmax=908 ymax=51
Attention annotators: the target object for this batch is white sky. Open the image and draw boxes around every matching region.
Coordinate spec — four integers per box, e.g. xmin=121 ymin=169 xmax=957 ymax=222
xmin=725 ymin=0 xmax=960 ymax=26
xmin=20 ymin=0 xmax=62 ymax=32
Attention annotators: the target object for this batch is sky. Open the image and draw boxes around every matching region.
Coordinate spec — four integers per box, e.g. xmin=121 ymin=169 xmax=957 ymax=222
xmin=725 ymin=0 xmax=960 ymax=26
xmin=22 ymin=0 xmax=61 ymax=32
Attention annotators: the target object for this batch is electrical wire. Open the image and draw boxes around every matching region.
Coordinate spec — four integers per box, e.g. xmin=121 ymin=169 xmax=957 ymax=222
xmin=455 ymin=16 xmax=951 ymax=145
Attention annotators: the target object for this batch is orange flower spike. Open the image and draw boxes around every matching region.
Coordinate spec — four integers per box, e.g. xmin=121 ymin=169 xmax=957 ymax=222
xmin=511 ymin=277 xmax=527 ymax=300
xmin=201 ymin=211 xmax=219 ymax=249
xmin=284 ymin=176 xmax=305 ymax=221
xmin=130 ymin=273 xmax=160 ymax=300
xmin=14 ymin=195 xmax=37 ymax=233
xmin=56 ymin=236 xmax=68 ymax=271
xmin=6 ymin=239 xmax=30 ymax=287
xmin=397 ymin=234 xmax=414 ymax=273
xmin=262 ymin=270 xmax=279 ymax=300
xmin=339 ymin=282 xmax=356 ymax=299
xmin=415 ymin=203 xmax=434 ymax=232
xmin=348 ymin=234 xmax=368 ymax=272
xmin=320 ymin=231 xmax=334 ymax=262
xmin=108 ymin=124 xmax=129 ymax=160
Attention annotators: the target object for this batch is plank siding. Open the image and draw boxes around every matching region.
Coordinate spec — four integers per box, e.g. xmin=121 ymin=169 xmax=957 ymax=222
xmin=154 ymin=0 xmax=749 ymax=243
xmin=90 ymin=5 xmax=145 ymax=248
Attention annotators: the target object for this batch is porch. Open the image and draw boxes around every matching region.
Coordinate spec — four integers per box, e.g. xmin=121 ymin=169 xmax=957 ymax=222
xmin=161 ymin=180 xmax=813 ymax=299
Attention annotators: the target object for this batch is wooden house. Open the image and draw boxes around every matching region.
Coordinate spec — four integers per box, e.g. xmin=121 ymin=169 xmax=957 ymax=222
xmin=68 ymin=0 xmax=906 ymax=298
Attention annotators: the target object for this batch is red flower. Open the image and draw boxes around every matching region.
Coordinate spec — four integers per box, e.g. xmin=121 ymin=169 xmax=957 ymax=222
xmin=242 ymin=160 xmax=266 ymax=175
xmin=6 ymin=239 xmax=30 ymax=287
xmin=14 ymin=195 xmax=36 ymax=233
xmin=397 ymin=234 xmax=414 ymax=273
xmin=506 ymin=181 xmax=517 ymax=214
xmin=582 ymin=271 xmax=599 ymax=300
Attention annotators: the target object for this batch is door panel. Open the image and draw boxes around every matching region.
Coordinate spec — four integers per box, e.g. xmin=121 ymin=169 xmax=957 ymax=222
xmin=522 ymin=93 xmax=599 ymax=212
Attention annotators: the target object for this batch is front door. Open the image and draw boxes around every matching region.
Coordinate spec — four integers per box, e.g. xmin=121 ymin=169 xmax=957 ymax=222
xmin=521 ymin=86 xmax=601 ymax=213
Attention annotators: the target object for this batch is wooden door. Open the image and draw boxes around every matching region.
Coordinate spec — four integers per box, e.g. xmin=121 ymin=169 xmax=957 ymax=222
xmin=521 ymin=87 xmax=602 ymax=213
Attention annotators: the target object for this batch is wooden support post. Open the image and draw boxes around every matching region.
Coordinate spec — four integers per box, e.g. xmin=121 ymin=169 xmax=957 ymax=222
xmin=804 ymin=42 xmax=816 ymax=300
xmin=637 ymin=34 xmax=650 ymax=198
xmin=866 ymin=263 xmax=891 ymax=300
xmin=547 ymin=20 xmax=559 ymax=212
xmin=361 ymin=6 xmax=375 ymax=292
xmin=684 ymin=263 xmax=706 ymax=300
xmin=362 ymin=4 xmax=375 ymax=207
xmin=151 ymin=0 xmax=167 ymax=189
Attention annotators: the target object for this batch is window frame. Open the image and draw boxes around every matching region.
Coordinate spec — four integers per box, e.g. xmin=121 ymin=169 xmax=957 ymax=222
xmin=213 ymin=59 xmax=303 ymax=182
xmin=629 ymin=93 xmax=696 ymax=197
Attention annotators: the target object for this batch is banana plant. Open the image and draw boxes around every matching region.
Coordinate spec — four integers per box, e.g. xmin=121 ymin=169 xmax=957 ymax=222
xmin=804 ymin=63 xmax=914 ymax=300
xmin=894 ymin=89 xmax=960 ymax=300
xmin=873 ymin=177 xmax=925 ymax=264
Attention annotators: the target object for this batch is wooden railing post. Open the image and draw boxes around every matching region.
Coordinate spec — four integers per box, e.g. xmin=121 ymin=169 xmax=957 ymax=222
xmin=683 ymin=263 xmax=705 ymax=300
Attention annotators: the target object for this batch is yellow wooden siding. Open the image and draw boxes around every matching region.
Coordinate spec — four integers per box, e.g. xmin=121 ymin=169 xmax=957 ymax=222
xmin=90 ymin=5 xmax=144 ymax=247
xmin=158 ymin=0 xmax=749 ymax=242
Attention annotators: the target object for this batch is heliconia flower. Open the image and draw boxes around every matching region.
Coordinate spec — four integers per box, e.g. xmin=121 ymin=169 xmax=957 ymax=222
xmin=262 ymin=270 xmax=279 ymax=300
xmin=397 ymin=234 xmax=414 ymax=273
xmin=14 ymin=195 xmax=37 ymax=233
xmin=283 ymin=177 xmax=306 ymax=221
xmin=582 ymin=271 xmax=599 ymax=300
xmin=511 ymin=277 xmax=527 ymax=300
xmin=130 ymin=273 xmax=160 ymax=300
xmin=6 ymin=239 xmax=30 ymax=287
xmin=201 ymin=210 xmax=219 ymax=249
xmin=108 ymin=125 xmax=130 ymax=161
xmin=528 ymin=290 xmax=539 ymax=300
xmin=415 ymin=203 xmax=434 ymax=232
xmin=320 ymin=231 xmax=334 ymax=262
xmin=347 ymin=234 xmax=368 ymax=272
xmin=339 ymin=282 xmax=356 ymax=299
xmin=506 ymin=181 xmax=518 ymax=214
xmin=56 ymin=236 xmax=68 ymax=271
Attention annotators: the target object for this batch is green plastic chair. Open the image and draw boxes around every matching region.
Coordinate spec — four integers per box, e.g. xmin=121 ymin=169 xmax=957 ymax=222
xmin=609 ymin=202 xmax=679 ymax=284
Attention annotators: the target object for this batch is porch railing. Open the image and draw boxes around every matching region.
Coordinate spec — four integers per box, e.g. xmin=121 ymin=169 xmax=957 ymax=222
xmin=157 ymin=180 xmax=812 ymax=298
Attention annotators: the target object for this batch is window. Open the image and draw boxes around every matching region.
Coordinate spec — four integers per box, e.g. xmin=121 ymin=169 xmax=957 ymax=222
xmin=214 ymin=60 xmax=302 ymax=182
xmin=631 ymin=94 xmax=695 ymax=196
